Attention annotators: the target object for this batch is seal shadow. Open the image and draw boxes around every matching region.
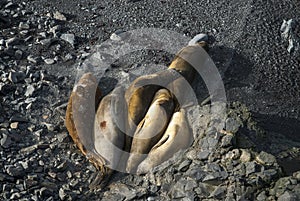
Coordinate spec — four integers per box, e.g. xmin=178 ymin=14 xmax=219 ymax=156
xmin=253 ymin=113 xmax=300 ymax=175
xmin=207 ymin=45 xmax=300 ymax=176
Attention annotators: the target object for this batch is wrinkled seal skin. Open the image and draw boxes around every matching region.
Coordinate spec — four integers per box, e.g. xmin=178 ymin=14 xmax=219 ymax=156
xmin=137 ymin=109 xmax=193 ymax=174
xmin=126 ymin=89 xmax=175 ymax=173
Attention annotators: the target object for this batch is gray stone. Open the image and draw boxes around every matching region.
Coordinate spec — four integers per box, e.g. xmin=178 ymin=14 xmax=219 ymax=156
xmin=6 ymin=165 xmax=24 ymax=177
xmin=56 ymin=133 xmax=68 ymax=143
xmin=225 ymin=117 xmax=240 ymax=133
xmin=198 ymin=150 xmax=210 ymax=160
xmin=1 ymin=133 xmax=12 ymax=148
xmin=44 ymin=58 xmax=55 ymax=65
xmin=60 ymin=34 xmax=75 ymax=47
xmin=188 ymin=33 xmax=208 ymax=45
xmin=25 ymin=85 xmax=35 ymax=97
xmin=110 ymin=33 xmax=122 ymax=41
xmin=8 ymin=71 xmax=26 ymax=83
xmin=178 ymin=160 xmax=191 ymax=172
xmin=40 ymin=38 xmax=53 ymax=46
xmin=53 ymin=11 xmax=67 ymax=21
xmin=262 ymin=169 xmax=278 ymax=182
xmin=6 ymin=37 xmax=21 ymax=47
xmin=184 ymin=179 xmax=198 ymax=191
xmin=59 ymin=188 xmax=66 ymax=200
xmin=256 ymin=191 xmax=267 ymax=201
xmin=210 ymin=185 xmax=226 ymax=199
xmin=221 ymin=134 xmax=234 ymax=147
xmin=15 ymin=50 xmax=23 ymax=60
xmin=256 ymin=151 xmax=276 ymax=166
xmin=186 ymin=149 xmax=197 ymax=160
xmin=49 ymin=25 xmax=62 ymax=36
xmin=278 ymin=191 xmax=298 ymax=201
xmin=245 ymin=161 xmax=257 ymax=176
xmin=240 ymin=149 xmax=251 ymax=162
xmin=19 ymin=22 xmax=30 ymax=29
xmin=27 ymin=55 xmax=37 ymax=63
xmin=186 ymin=167 xmax=205 ymax=181
xmin=10 ymin=192 xmax=21 ymax=200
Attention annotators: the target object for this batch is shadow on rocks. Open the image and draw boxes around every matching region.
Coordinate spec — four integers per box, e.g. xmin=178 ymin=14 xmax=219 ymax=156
xmin=253 ymin=113 xmax=300 ymax=176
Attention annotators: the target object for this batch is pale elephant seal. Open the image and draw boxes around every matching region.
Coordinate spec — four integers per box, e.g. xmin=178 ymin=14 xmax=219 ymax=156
xmin=126 ymin=88 xmax=175 ymax=173
xmin=136 ymin=109 xmax=193 ymax=174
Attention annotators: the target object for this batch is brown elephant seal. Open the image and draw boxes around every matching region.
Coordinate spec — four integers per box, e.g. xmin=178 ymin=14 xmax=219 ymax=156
xmin=65 ymin=72 xmax=101 ymax=156
xmin=168 ymin=41 xmax=208 ymax=84
xmin=126 ymin=88 xmax=175 ymax=173
xmin=136 ymin=108 xmax=193 ymax=174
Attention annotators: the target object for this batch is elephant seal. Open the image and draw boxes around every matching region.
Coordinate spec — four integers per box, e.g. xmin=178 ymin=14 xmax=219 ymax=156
xmin=168 ymin=41 xmax=208 ymax=84
xmin=65 ymin=72 xmax=102 ymax=156
xmin=126 ymin=88 xmax=175 ymax=173
xmin=94 ymin=86 xmax=127 ymax=172
xmin=136 ymin=109 xmax=193 ymax=174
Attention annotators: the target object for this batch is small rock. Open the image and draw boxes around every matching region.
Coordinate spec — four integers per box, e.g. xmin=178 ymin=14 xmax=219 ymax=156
xmin=178 ymin=160 xmax=191 ymax=172
xmin=6 ymin=37 xmax=21 ymax=47
xmin=110 ymin=33 xmax=122 ymax=41
xmin=25 ymin=85 xmax=35 ymax=97
xmin=19 ymin=22 xmax=30 ymax=30
xmin=15 ymin=50 xmax=23 ymax=60
xmin=240 ymin=149 xmax=251 ymax=162
xmin=1 ymin=133 xmax=12 ymax=148
xmin=184 ymin=179 xmax=198 ymax=191
xmin=19 ymin=161 xmax=29 ymax=170
xmin=57 ymin=133 xmax=68 ymax=143
xmin=44 ymin=58 xmax=55 ymax=65
xmin=245 ymin=161 xmax=257 ymax=176
xmin=10 ymin=122 xmax=18 ymax=129
xmin=27 ymin=55 xmax=37 ymax=63
xmin=210 ymin=185 xmax=226 ymax=199
xmin=40 ymin=38 xmax=53 ymax=46
xmin=8 ymin=71 xmax=26 ymax=83
xmin=188 ymin=33 xmax=208 ymax=46
xmin=6 ymin=165 xmax=24 ymax=177
xmin=42 ymin=122 xmax=55 ymax=131
xmin=53 ymin=11 xmax=67 ymax=21
xmin=60 ymin=34 xmax=75 ymax=47
xmin=10 ymin=192 xmax=21 ymax=200
xmin=256 ymin=151 xmax=276 ymax=166
xmin=256 ymin=191 xmax=267 ymax=201
xmin=221 ymin=134 xmax=234 ymax=147
xmin=278 ymin=191 xmax=298 ymax=201
xmin=198 ymin=151 xmax=210 ymax=160
xmin=59 ymin=188 xmax=66 ymax=200
xmin=225 ymin=118 xmax=240 ymax=133
xmin=64 ymin=53 xmax=73 ymax=61
xmin=49 ymin=25 xmax=62 ymax=36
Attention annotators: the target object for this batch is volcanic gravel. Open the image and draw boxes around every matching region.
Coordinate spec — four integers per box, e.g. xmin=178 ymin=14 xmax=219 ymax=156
xmin=0 ymin=0 xmax=300 ymax=200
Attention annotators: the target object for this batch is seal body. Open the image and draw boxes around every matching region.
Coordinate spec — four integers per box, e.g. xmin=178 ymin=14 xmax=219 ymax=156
xmin=137 ymin=109 xmax=193 ymax=174
xmin=126 ymin=89 xmax=175 ymax=173
xmin=65 ymin=72 xmax=101 ymax=156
